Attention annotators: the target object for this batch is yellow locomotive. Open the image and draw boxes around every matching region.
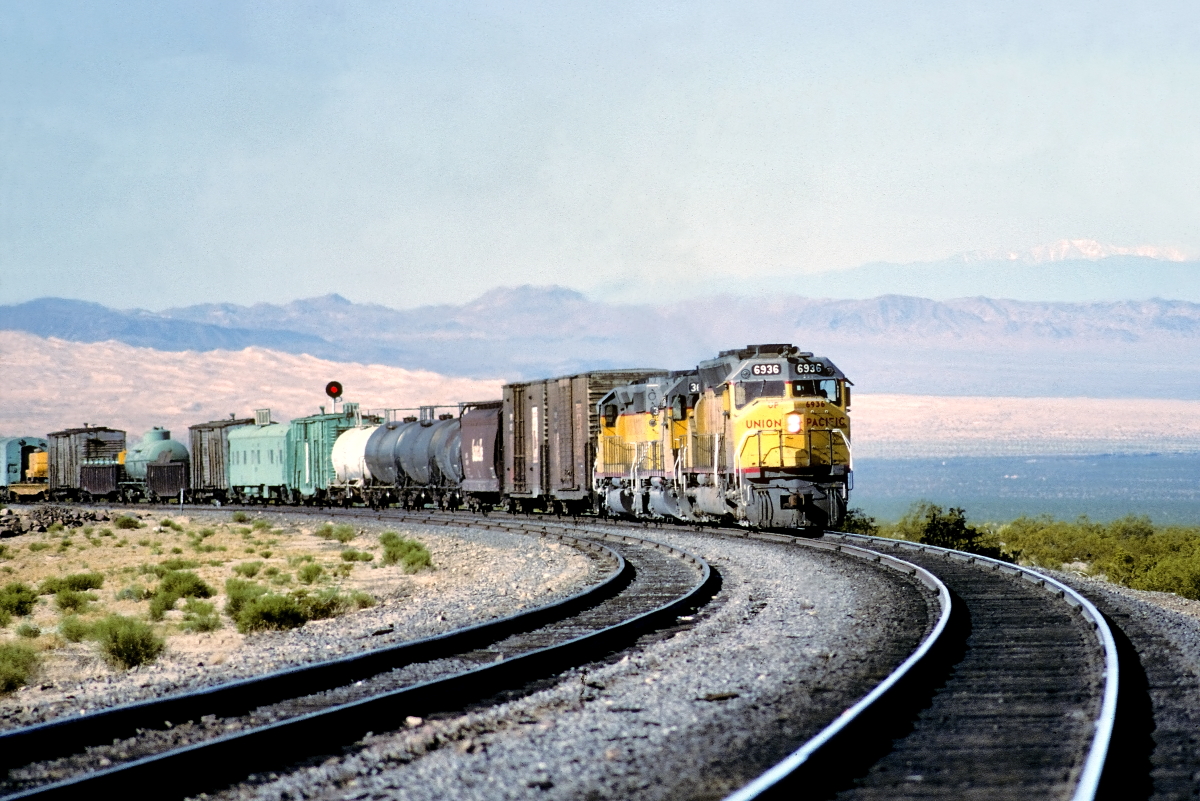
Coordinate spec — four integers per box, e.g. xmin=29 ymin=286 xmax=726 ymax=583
xmin=595 ymin=344 xmax=851 ymax=530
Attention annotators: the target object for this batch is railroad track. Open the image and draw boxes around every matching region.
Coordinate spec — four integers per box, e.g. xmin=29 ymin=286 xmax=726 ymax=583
xmin=0 ymin=514 xmax=715 ymax=800
xmin=469 ymin=514 xmax=1119 ymax=800
xmin=726 ymin=530 xmax=1119 ymax=801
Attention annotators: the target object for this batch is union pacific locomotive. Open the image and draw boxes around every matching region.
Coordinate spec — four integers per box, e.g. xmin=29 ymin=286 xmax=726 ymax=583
xmin=1 ymin=344 xmax=852 ymax=532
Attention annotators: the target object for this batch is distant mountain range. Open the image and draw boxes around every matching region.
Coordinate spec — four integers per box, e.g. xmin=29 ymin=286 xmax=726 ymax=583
xmin=5 ymin=287 xmax=1200 ymax=399
xmin=784 ymin=254 xmax=1200 ymax=303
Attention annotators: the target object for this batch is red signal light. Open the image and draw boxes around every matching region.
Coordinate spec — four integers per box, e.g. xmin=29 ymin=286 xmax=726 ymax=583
xmin=325 ymin=381 xmax=344 ymax=399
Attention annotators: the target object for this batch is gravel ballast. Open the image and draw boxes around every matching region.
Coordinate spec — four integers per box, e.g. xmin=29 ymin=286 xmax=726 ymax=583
xmin=0 ymin=513 xmax=607 ymax=731
xmin=210 ymin=527 xmax=937 ymax=801
xmin=1037 ymin=571 xmax=1200 ymax=801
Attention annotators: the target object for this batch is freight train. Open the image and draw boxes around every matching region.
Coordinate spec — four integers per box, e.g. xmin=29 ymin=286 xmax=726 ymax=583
xmin=0 ymin=344 xmax=852 ymax=531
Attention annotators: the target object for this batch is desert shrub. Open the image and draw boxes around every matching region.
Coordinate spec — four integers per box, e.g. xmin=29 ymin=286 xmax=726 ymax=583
xmin=47 ymin=521 xmax=65 ymax=534
xmin=885 ymin=502 xmax=1004 ymax=559
xmin=348 ymin=590 xmax=375 ymax=609
xmin=0 ymin=544 xmax=9 ymax=560
xmin=39 ymin=572 xmax=105 ymax=594
xmin=298 ymin=563 xmax=323 ymax=584
xmin=0 ymin=583 xmax=38 ymax=617
xmin=224 ymin=578 xmax=269 ymax=618
xmin=0 ymin=609 xmax=9 ymax=627
xmin=92 ymin=615 xmax=165 ymax=668
xmin=60 ymin=616 xmax=91 ymax=642
xmin=236 ymin=593 xmax=307 ymax=633
xmin=259 ymin=550 xmax=272 ymax=559
xmin=28 ymin=542 xmax=50 ymax=552
xmin=340 ymin=549 xmax=373 ymax=563
xmin=331 ymin=525 xmax=355 ymax=543
xmin=233 ymin=561 xmax=262 ymax=578
xmin=315 ymin=523 xmax=334 ymax=539
xmin=231 ymin=511 xmax=250 ymax=523
xmin=113 ymin=515 xmax=142 ymax=530
xmin=116 ymin=583 xmax=152 ymax=601
xmin=159 ymin=571 xmax=214 ymax=599
xmin=0 ymin=643 xmax=39 ymax=692
xmin=55 ymin=589 xmax=96 ymax=613
xmin=840 ymin=508 xmax=880 ymax=537
xmin=999 ymin=515 xmax=1200 ymax=598
xmin=180 ymin=599 xmax=221 ymax=633
xmin=252 ymin=518 xmax=270 ymax=531
xmin=159 ymin=519 xmax=184 ymax=531
xmin=15 ymin=622 xmax=40 ymax=639
xmin=380 ymin=533 xmax=433 ymax=573
xmin=148 ymin=571 xmax=214 ymax=620
xmin=270 ymin=572 xmax=291 ymax=585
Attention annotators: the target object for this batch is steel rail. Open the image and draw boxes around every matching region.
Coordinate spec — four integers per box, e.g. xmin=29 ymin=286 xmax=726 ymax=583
xmin=3 ymin=524 xmax=714 ymax=801
xmin=796 ymin=530 xmax=1117 ymax=801
xmin=720 ymin=536 xmax=951 ymax=801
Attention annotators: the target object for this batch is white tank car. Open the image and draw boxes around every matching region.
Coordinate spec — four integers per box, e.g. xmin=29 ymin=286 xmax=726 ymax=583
xmin=331 ymin=425 xmax=380 ymax=485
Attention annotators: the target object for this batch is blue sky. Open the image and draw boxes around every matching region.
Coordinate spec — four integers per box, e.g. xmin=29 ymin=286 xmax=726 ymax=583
xmin=2 ymin=2 xmax=1198 ymax=309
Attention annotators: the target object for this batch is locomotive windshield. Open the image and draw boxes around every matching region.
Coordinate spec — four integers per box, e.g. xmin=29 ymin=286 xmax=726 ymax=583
xmin=793 ymin=379 xmax=841 ymax=404
xmin=734 ymin=380 xmax=786 ymax=409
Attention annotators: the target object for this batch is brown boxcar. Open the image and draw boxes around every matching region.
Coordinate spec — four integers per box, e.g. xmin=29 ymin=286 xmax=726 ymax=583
xmin=188 ymin=415 xmax=255 ymax=498
xmin=48 ymin=426 xmax=126 ymax=498
xmin=502 ymin=369 xmax=663 ymax=512
xmin=80 ymin=464 xmax=120 ymax=496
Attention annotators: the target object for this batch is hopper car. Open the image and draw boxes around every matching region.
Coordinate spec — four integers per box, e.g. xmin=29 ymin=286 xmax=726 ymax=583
xmin=11 ymin=344 xmax=852 ymax=532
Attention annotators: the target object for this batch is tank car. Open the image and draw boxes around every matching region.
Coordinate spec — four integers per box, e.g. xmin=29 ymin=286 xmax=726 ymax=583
xmin=0 ymin=436 xmax=48 ymax=503
xmin=123 ymin=427 xmax=191 ymax=502
xmin=594 ymin=344 xmax=851 ymax=531
xmin=330 ymin=404 xmax=470 ymax=509
xmin=227 ymin=411 xmax=292 ymax=504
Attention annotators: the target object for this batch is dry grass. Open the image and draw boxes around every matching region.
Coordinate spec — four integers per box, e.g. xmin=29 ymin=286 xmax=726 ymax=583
xmin=0 ymin=511 xmax=394 ymax=681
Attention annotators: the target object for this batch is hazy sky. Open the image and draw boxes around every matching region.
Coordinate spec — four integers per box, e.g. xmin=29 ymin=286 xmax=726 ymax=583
xmin=2 ymin=2 xmax=1198 ymax=309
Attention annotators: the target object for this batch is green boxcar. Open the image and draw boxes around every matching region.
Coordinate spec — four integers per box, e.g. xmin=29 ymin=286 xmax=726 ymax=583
xmin=228 ymin=421 xmax=292 ymax=502
xmin=290 ymin=403 xmax=382 ymax=500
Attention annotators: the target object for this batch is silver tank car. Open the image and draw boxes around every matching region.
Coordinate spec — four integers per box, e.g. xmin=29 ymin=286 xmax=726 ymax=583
xmin=330 ymin=407 xmax=462 ymax=508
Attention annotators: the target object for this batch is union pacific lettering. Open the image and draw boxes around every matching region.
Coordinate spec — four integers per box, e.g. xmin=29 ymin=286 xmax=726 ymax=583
xmin=805 ymin=416 xmax=849 ymax=428
xmin=742 ymin=419 xmax=783 ymax=429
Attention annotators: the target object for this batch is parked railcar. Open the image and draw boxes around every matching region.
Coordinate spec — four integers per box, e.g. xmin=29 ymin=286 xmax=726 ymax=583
xmin=290 ymin=403 xmax=383 ymax=504
xmin=47 ymin=426 xmax=126 ymax=502
xmin=124 ymin=427 xmax=190 ymax=502
xmin=189 ymin=414 xmax=256 ymax=503
xmin=228 ymin=412 xmax=292 ymax=503
xmin=0 ymin=436 xmax=48 ymax=502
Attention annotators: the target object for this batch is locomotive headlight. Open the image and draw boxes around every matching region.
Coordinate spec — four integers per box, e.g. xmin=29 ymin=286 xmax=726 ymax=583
xmin=786 ymin=413 xmax=802 ymax=434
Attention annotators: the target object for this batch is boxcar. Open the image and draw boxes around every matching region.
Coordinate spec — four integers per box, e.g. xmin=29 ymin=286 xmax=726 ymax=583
xmin=47 ymin=426 xmax=126 ymax=501
xmin=189 ymin=414 xmax=257 ymax=502
xmin=501 ymin=369 xmax=663 ymax=514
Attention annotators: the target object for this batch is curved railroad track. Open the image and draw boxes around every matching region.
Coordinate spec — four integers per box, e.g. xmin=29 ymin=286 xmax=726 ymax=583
xmin=451 ymin=513 xmax=1120 ymax=800
xmin=726 ymin=530 xmax=1119 ymax=801
xmin=6 ymin=505 xmax=1132 ymax=800
xmin=0 ymin=515 xmax=715 ymax=800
